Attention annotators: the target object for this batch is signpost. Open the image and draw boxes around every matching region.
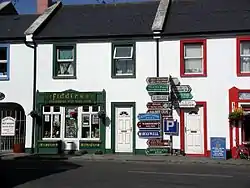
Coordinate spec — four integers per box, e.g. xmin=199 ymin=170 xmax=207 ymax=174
xmin=178 ymin=100 xmax=196 ymax=108
xmin=146 ymin=84 xmax=169 ymax=93
xmin=145 ymin=147 xmax=170 ymax=156
xmin=137 ymin=122 xmax=160 ymax=129
xmin=163 ymin=118 xmax=179 ymax=136
xmin=171 ymin=77 xmax=180 ymax=85
xmin=172 ymin=85 xmax=192 ymax=93
xmin=137 ymin=130 xmax=161 ymax=139
xmin=175 ymin=92 xmax=193 ymax=100
xmin=146 ymin=77 xmax=169 ymax=84
xmin=137 ymin=113 xmax=161 ymax=121
xmin=147 ymin=102 xmax=172 ymax=110
xmin=151 ymin=95 xmax=169 ymax=102
xmin=146 ymin=139 xmax=169 ymax=147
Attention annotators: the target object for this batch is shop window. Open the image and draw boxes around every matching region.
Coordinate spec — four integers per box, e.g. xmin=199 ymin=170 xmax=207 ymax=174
xmin=81 ymin=105 xmax=100 ymax=139
xmin=111 ymin=42 xmax=136 ymax=78
xmin=65 ymin=106 xmax=78 ymax=138
xmin=53 ymin=44 xmax=76 ymax=79
xmin=42 ymin=106 xmax=62 ymax=138
xmin=236 ymin=37 xmax=250 ymax=76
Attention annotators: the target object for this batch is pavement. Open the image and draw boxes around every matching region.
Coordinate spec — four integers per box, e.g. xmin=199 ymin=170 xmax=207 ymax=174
xmin=1 ymin=159 xmax=249 ymax=188
xmin=2 ymin=152 xmax=250 ymax=166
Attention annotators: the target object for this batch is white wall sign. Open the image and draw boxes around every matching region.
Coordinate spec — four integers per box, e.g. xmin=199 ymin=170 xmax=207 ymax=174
xmin=1 ymin=117 xmax=16 ymax=136
xmin=239 ymin=92 xmax=250 ymax=100
xmin=151 ymin=95 xmax=169 ymax=102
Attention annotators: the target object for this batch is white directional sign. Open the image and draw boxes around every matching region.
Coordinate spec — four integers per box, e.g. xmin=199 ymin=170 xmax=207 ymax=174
xmin=172 ymin=85 xmax=192 ymax=93
xmin=178 ymin=100 xmax=196 ymax=108
xmin=151 ymin=95 xmax=169 ymax=102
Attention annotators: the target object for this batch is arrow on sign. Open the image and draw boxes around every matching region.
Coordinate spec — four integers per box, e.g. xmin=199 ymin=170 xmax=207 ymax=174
xmin=172 ymin=85 xmax=192 ymax=93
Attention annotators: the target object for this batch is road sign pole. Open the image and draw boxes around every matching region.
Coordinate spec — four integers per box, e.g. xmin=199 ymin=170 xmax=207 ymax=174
xmin=169 ymin=75 xmax=174 ymax=155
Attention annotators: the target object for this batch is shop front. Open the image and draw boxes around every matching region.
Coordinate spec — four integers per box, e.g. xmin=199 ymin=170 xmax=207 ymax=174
xmin=34 ymin=89 xmax=106 ymax=154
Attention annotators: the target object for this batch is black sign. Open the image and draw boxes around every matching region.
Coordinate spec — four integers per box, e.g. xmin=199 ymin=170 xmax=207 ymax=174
xmin=0 ymin=92 xmax=5 ymax=100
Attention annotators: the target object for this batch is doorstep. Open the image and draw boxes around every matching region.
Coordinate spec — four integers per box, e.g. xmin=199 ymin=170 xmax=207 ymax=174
xmin=70 ymin=154 xmax=250 ymax=166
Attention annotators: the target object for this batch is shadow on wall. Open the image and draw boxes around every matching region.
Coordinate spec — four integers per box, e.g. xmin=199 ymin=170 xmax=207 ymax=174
xmin=0 ymin=156 xmax=81 ymax=188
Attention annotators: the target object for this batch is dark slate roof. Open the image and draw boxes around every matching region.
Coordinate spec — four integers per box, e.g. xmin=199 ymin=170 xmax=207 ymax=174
xmin=35 ymin=1 xmax=159 ymax=39
xmin=0 ymin=14 xmax=39 ymax=39
xmin=163 ymin=0 xmax=250 ymax=35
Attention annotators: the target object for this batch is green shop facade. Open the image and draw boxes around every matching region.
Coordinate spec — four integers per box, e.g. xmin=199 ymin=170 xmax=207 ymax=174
xmin=33 ymin=89 xmax=107 ymax=154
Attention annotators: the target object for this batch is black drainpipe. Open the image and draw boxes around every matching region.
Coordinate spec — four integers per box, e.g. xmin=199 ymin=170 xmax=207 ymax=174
xmin=156 ymin=38 xmax=160 ymax=77
xmin=24 ymin=39 xmax=37 ymax=154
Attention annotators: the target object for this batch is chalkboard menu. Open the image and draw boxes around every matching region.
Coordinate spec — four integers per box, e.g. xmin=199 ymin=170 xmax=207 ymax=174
xmin=210 ymin=137 xmax=226 ymax=160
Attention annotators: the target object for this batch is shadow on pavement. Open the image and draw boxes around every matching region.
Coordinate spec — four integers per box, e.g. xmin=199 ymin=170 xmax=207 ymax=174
xmin=0 ymin=155 xmax=81 ymax=188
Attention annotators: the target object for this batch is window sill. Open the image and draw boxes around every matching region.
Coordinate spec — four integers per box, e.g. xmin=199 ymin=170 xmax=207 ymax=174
xmin=111 ymin=74 xmax=136 ymax=79
xmin=53 ymin=76 xmax=77 ymax=80
xmin=180 ymin=73 xmax=207 ymax=78
xmin=0 ymin=77 xmax=10 ymax=81
xmin=237 ymin=72 xmax=250 ymax=77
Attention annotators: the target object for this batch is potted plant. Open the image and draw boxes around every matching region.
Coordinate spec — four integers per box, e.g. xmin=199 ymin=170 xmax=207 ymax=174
xmin=229 ymin=107 xmax=244 ymax=125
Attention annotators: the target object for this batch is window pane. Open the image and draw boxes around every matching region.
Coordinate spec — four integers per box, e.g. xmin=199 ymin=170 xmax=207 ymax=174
xmin=240 ymin=57 xmax=250 ymax=72
xmin=0 ymin=63 xmax=7 ymax=76
xmin=184 ymin=44 xmax=202 ymax=57
xmin=92 ymin=105 xmax=99 ymax=112
xmin=43 ymin=115 xmax=51 ymax=138
xmin=114 ymin=46 xmax=133 ymax=58
xmin=240 ymin=42 xmax=250 ymax=55
xmin=53 ymin=106 xmax=60 ymax=112
xmin=0 ymin=47 xmax=7 ymax=60
xmin=184 ymin=58 xmax=203 ymax=73
xmin=82 ymin=127 xmax=90 ymax=138
xmin=57 ymin=46 xmax=74 ymax=60
xmin=82 ymin=105 xmax=89 ymax=112
xmin=44 ymin=106 xmax=50 ymax=112
xmin=91 ymin=114 xmax=100 ymax=138
xmin=65 ymin=107 xmax=78 ymax=138
xmin=57 ymin=62 xmax=74 ymax=76
xmin=52 ymin=114 xmax=61 ymax=138
xmin=115 ymin=59 xmax=134 ymax=75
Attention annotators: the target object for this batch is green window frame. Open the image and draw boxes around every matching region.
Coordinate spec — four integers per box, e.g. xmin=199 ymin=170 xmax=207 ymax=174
xmin=111 ymin=41 xmax=136 ymax=78
xmin=53 ymin=44 xmax=77 ymax=79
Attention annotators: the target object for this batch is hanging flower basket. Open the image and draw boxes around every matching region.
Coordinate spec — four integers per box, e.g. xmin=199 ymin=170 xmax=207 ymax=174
xmin=229 ymin=107 xmax=244 ymax=124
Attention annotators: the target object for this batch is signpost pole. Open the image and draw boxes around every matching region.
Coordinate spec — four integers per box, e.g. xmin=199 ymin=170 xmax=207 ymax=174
xmin=169 ymin=75 xmax=174 ymax=155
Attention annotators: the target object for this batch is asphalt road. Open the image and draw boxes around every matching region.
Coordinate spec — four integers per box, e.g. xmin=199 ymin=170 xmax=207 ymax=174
xmin=1 ymin=159 xmax=250 ymax=188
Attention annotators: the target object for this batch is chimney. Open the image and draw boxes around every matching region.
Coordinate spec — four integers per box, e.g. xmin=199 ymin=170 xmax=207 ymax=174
xmin=37 ymin=0 xmax=53 ymax=14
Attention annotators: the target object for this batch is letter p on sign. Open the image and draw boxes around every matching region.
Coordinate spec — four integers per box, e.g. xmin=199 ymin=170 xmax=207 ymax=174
xmin=166 ymin=120 xmax=174 ymax=131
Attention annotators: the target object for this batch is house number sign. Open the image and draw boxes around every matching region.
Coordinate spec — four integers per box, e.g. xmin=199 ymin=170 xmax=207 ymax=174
xmin=239 ymin=92 xmax=250 ymax=100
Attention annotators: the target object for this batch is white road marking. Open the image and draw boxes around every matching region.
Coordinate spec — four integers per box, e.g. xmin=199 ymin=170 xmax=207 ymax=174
xmin=128 ymin=170 xmax=233 ymax=178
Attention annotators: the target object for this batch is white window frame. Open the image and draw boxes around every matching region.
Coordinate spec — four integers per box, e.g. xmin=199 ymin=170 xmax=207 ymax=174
xmin=113 ymin=46 xmax=133 ymax=59
xmin=80 ymin=105 xmax=100 ymax=141
xmin=56 ymin=46 xmax=74 ymax=62
xmin=183 ymin=43 xmax=204 ymax=74
xmin=42 ymin=106 xmax=63 ymax=140
xmin=240 ymin=41 xmax=250 ymax=73
xmin=0 ymin=47 xmax=8 ymax=78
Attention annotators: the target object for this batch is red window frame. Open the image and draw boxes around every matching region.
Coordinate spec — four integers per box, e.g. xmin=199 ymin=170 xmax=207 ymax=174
xmin=236 ymin=37 xmax=250 ymax=77
xmin=180 ymin=39 xmax=207 ymax=77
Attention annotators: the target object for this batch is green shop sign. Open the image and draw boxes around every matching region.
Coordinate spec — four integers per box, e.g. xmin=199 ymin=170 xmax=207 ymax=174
xmin=43 ymin=92 xmax=97 ymax=104
xmin=80 ymin=142 xmax=101 ymax=149
xmin=38 ymin=143 xmax=58 ymax=148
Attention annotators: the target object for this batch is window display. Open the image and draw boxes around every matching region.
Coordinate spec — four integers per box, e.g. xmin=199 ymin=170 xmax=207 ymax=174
xmin=81 ymin=106 xmax=100 ymax=139
xmin=42 ymin=106 xmax=61 ymax=138
xmin=65 ymin=106 xmax=78 ymax=138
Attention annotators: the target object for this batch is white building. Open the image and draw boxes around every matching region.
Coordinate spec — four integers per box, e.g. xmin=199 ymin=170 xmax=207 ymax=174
xmin=2 ymin=0 xmax=250 ymax=158
xmin=0 ymin=2 xmax=38 ymax=153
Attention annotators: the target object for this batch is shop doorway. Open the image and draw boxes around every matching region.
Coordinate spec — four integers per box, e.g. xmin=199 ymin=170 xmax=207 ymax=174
xmin=241 ymin=104 xmax=250 ymax=142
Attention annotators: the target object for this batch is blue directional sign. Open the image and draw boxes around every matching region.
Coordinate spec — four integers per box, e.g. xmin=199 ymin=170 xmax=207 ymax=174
xmin=137 ymin=113 xmax=161 ymax=121
xmin=137 ymin=129 xmax=161 ymax=139
xmin=163 ymin=119 xmax=179 ymax=136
